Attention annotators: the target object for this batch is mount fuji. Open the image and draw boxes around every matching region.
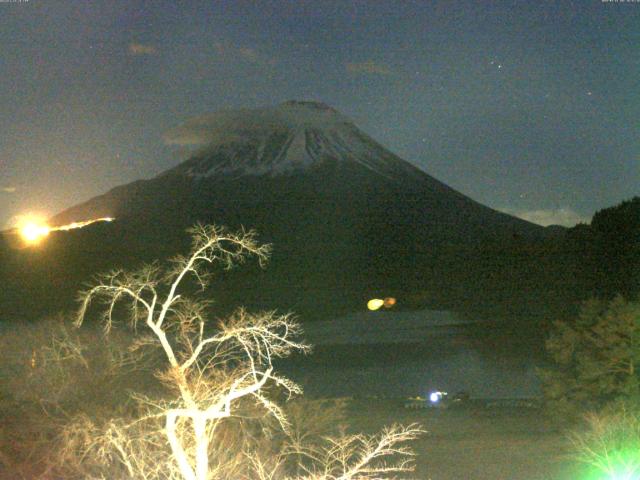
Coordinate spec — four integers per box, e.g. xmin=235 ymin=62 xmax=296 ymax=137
xmin=5 ymin=101 xmax=559 ymax=319
xmin=53 ymin=101 xmax=546 ymax=242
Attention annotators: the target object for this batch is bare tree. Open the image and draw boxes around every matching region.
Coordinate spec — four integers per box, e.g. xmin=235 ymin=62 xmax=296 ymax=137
xmin=568 ymin=406 xmax=640 ymax=479
xmin=75 ymin=224 xmax=307 ymax=480
xmin=272 ymin=423 xmax=424 ymax=480
xmin=74 ymin=224 xmax=423 ymax=480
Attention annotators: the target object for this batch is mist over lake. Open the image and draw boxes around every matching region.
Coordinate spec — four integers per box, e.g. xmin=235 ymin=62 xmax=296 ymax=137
xmin=282 ymin=309 xmax=544 ymax=399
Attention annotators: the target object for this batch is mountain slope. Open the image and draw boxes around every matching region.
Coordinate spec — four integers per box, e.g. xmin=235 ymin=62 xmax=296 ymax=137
xmin=8 ymin=101 xmax=562 ymax=320
xmin=53 ymin=100 xmax=543 ymax=239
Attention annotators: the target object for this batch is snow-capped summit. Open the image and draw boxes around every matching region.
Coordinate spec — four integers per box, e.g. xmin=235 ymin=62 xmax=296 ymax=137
xmin=163 ymin=101 xmax=412 ymax=179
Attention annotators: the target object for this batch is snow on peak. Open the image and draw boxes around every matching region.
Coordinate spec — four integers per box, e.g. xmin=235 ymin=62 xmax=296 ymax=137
xmin=164 ymin=101 xmax=408 ymax=179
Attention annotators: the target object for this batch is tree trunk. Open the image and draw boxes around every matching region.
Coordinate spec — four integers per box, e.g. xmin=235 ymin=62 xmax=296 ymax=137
xmin=194 ymin=415 xmax=209 ymax=480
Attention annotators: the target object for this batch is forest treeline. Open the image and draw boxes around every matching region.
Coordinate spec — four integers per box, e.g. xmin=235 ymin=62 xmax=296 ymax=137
xmin=0 ymin=197 xmax=637 ymax=334
xmin=451 ymin=196 xmax=639 ymax=332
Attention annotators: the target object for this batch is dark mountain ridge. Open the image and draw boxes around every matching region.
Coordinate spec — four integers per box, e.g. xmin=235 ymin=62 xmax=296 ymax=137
xmin=3 ymin=101 xmax=566 ymax=321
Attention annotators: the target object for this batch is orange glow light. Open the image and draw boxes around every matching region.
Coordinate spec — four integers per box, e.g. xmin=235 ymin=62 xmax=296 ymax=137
xmin=9 ymin=215 xmax=115 ymax=248
xmin=367 ymin=297 xmax=397 ymax=311
xmin=18 ymin=217 xmax=51 ymax=245
xmin=55 ymin=217 xmax=114 ymax=231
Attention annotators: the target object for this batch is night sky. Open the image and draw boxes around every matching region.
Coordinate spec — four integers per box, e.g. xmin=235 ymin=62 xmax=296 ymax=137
xmin=1 ymin=0 xmax=638 ymax=228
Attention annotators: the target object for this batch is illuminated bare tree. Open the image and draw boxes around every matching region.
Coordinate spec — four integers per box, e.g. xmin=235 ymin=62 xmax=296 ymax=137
xmin=74 ymin=223 xmax=423 ymax=480
xmin=251 ymin=423 xmax=424 ymax=480
xmin=76 ymin=224 xmax=309 ymax=480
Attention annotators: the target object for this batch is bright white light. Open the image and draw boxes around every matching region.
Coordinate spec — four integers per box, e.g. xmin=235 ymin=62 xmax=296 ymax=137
xmin=430 ymin=392 xmax=441 ymax=403
xmin=21 ymin=221 xmax=50 ymax=244
xmin=13 ymin=214 xmax=51 ymax=246
xmin=367 ymin=299 xmax=384 ymax=311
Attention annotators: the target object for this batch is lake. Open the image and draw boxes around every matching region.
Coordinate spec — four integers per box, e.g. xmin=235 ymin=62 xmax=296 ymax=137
xmin=281 ymin=308 xmax=546 ymax=399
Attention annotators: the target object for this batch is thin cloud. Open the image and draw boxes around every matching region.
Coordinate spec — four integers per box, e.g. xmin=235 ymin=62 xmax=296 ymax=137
xmin=163 ymin=115 xmax=214 ymax=146
xmin=346 ymin=60 xmax=391 ymax=76
xmin=128 ymin=43 xmax=158 ymax=56
xmin=238 ymin=46 xmax=277 ymax=66
xmin=2 ymin=186 xmax=16 ymax=193
xmin=211 ymin=41 xmax=276 ymax=65
xmin=503 ymin=207 xmax=589 ymax=227
xmin=163 ymin=103 xmax=348 ymax=146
